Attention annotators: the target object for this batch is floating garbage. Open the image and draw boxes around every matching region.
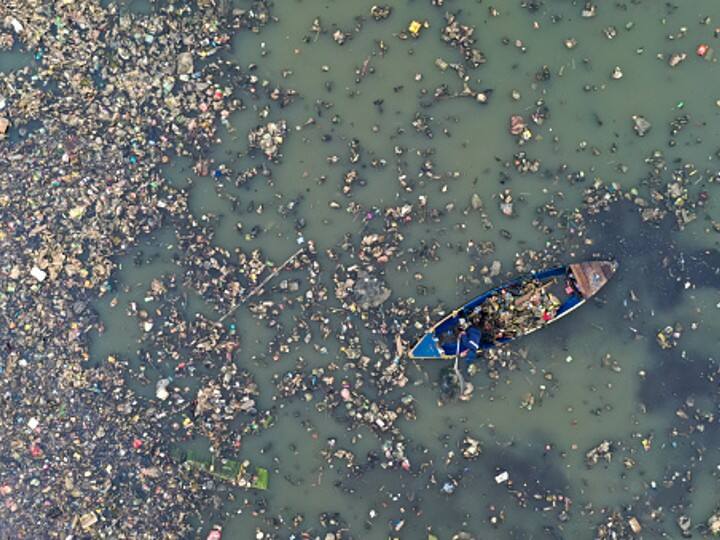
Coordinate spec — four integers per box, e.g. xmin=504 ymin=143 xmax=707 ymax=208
xmin=632 ymin=114 xmax=652 ymax=136
xmin=184 ymin=453 xmax=269 ymax=491
xmin=408 ymin=20 xmax=428 ymax=37
xmin=30 ymin=266 xmax=47 ymax=282
xmin=155 ymin=378 xmax=170 ymax=401
xmin=494 ymin=471 xmax=509 ymax=484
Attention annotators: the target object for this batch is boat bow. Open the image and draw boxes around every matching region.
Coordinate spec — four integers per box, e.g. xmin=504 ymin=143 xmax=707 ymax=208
xmin=569 ymin=260 xmax=617 ymax=299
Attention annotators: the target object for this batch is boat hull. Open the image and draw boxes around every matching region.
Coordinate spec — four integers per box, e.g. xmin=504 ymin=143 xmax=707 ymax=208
xmin=408 ymin=261 xmax=617 ymax=360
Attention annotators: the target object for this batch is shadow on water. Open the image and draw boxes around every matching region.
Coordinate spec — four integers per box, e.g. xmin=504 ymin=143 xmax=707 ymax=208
xmin=638 ymin=342 xmax=719 ymax=412
xmin=482 ymin=439 xmax=570 ymax=499
xmin=587 ymin=201 xmax=719 ymax=304
xmin=584 ymin=201 xmax=720 ymax=410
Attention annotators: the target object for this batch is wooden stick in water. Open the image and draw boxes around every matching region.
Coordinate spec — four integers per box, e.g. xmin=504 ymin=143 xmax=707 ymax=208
xmin=218 ymin=247 xmax=305 ymax=324
xmin=453 ymin=335 xmax=466 ymax=396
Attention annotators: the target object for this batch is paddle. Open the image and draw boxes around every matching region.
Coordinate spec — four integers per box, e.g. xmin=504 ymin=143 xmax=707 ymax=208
xmin=453 ymin=333 xmax=466 ymax=396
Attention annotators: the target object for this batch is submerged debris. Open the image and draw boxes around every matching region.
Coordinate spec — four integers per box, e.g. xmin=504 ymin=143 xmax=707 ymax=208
xmin=631 ymin=115 xmax=652 ymax=137
xmin=585 ymin=440 xmax=613 ymax=466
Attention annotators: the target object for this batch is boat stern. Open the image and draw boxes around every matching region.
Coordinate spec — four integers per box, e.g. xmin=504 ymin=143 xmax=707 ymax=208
xmin=409 ymin=332 xmax=442 ymax=359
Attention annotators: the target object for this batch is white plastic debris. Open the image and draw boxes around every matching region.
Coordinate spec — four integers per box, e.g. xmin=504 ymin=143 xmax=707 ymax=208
xmin=155 ymin=378 xmax=170 ymax=401
xmin=494 ymin=471 xmax=509 ymax=484
xmin=28 ymin=417 xmax=39 ymax=430
xmin=30 ymin=266 xmax=47 ymax=282
xmin=8 ymin=17 xmax=24 ymax=34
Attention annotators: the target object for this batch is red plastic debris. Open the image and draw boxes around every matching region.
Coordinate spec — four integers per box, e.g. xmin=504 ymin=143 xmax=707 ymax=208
xmin=132 ymin=438 xmax=143 ymax=449
xmin=30 ymin=444 xmax=42 ymax=458
xmin=696 ymin=43 xmax=709 ymax=57
xmin=509 ymin=115 xmax=526 ymax=136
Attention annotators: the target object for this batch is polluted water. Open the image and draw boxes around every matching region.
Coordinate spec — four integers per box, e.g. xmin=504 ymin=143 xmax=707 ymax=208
xmin=1 ymin=0 xmax=719 ymax=539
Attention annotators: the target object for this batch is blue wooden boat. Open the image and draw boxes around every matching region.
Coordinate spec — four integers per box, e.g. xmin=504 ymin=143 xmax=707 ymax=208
xmin=409 ymin=261 xmax=617 ymax=360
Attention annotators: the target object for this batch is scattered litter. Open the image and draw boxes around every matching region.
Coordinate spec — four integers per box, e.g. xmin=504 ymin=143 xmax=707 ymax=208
xmin=495 ymin=471 xmax=509 ymax=484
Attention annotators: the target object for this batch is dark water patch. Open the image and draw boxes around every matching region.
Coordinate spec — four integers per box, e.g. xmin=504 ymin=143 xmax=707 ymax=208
xmin=584 ymin=201 xmax=688 ymax=311
xmin=0 ymin=43 xmax=34 ymax=72
xmin=481 ymin=440 xmax=571 ymax=508
xmin=684 ymin=248 xmax=720 ymax=288
xmin=583 ymin=202 xmax=668 ymax=265
xmin=35 ymin=77 xmax=63 ymax=98
xmin=643 ymin=468 xmax=694 ymax=517
xmin=639 ymin=348 xmax=719 ymax=413
xmin=585 ymin=202 xmax=719 ymax=311
xmin=104 ymin=0 xmax=155 ymax=14
xmin=4 ymin=119 xmax=43 ymax=145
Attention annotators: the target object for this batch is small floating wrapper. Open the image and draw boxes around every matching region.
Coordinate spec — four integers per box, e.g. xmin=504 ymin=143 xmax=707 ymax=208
xmin=30 ymin=266 xmax=47 ymax=282
xmin=494 ymin=470 xmax=509 ymax=484
xmin=79 ymin=511 xmax=98 ymax=530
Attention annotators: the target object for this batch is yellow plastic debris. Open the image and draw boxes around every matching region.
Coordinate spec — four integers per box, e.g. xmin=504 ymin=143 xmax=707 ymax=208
xmin=628 ymin=517 xmax=642 ymax=534
xmin=408 ymin=20 xmax=425 ymax=36
xmin=69 ymin=206 xmax=85 ymax=219
xmin=79 ymin=511 xmax=97 ymax=530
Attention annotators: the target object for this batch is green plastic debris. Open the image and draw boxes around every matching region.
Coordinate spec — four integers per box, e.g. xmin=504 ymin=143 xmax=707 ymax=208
xmin=181 ymin=452 xmax=269 ymax=490
xmin=252 ymin=467 xmax=269 ymax=490
xmin=215 ymin=458 xmax=242 ymax=483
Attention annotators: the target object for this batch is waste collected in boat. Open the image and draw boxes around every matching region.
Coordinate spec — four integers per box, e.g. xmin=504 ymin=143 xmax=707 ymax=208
xmin=409 ymin=261 xmax=617 ymax=360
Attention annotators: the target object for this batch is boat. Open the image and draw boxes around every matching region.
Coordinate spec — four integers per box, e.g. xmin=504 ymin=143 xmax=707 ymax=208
xmin=408 ymin=260 xmax=617 ymax=360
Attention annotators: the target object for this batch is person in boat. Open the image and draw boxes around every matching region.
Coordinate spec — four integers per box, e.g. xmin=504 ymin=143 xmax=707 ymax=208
xmin=438 ymin=316 xmax=473 ymax=356
xmin=565 ymin=268 xmax=580 ymax=296
xmin=459 ymin=324 xmax=482 ymax=360
xmin=469 ymin=310 xmax=496 ymax=347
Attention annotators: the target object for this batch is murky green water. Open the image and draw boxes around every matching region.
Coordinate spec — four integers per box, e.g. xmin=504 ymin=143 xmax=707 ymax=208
xmin=4 ymin=0 xmax=719 ymax=538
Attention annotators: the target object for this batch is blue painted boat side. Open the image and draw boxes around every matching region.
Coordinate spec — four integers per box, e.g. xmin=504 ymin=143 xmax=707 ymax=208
xmin=411 ymin=333 xmax=442 ymax=359
xmin=410 ymin=265 xmax=575 ymax=360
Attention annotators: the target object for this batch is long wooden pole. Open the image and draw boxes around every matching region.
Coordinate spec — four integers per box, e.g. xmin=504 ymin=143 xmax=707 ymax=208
xmin=217 ymin=247 xmax=305 ymax=324
xmin=453 ymin=335 xmax=466 ymax=395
